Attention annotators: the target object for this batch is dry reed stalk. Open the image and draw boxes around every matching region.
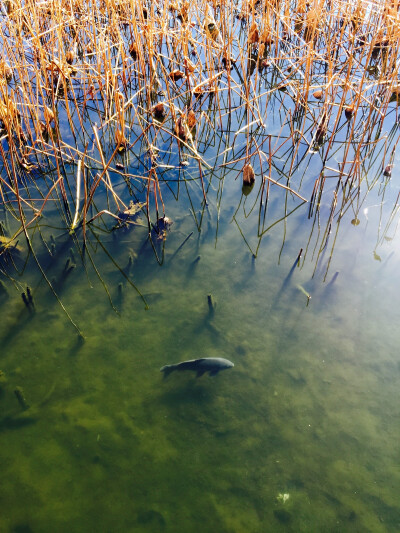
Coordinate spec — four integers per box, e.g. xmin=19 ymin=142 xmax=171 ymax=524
xmin=0 ymin=0 xmax=398 ymax=273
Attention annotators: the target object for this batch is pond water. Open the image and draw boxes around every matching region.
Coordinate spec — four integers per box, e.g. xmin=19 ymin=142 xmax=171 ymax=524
xmin=1 ymin=148 xmax=400 ymax=533
xmin=1 ymin=1 xmax=400 ymax=530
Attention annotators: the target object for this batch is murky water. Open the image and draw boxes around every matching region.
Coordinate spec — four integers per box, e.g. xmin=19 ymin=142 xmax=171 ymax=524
xmin=1 ymin=153 xmax=400 ymax=533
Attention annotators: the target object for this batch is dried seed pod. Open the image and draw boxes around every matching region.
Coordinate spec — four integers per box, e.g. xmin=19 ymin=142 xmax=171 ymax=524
xmin=169 ymin=70 xmax=185 ymax=81
xmin=39 ymin=120 xmax=49 ymax=138
xmin=175 ymin=117 xmax=187 ymax=142
xmin=193 ymin=86 xmax=204 ymax=98
xmin=222 ymin=52 xmax=235 ymax=69
xmin=204 ymin=9 xmax=222 ymax=44
xmin=313 ymin=90 xmax=323 ymax=100
xmin=115 ymin=129 xmax=128 ymax=151
xmin=129 ymin=43 xmax=138 ymax=60
xmin=373 ymin=32 xmax=390 ymax=52
xmin=344 ymin=102 xmax=355 ymax=120
xmin=315 ymin=112 xmax=328 ymax=144
xmin=390 ymin=86 xmax=400 ymax=103
xmin=260 ymin=28 xmax=273 ymax=46
xmin=303 ymin=9 xmax=319 ymax=42
xmin=315 ymin=125 xmax=327 ymax=144
xmin=0 ymin=61 xmax=12 ymax=82
xmin=243 ymin=163 xmax=255 ymax=186
xmin=249 ymin=22 xmax=259 ymax=44
xmin=65 ymin=50 xmax=75 ymax=65
xmin=259 ymin=59 xmax=270 ymax=70
xmin=44 ymin=106 xmax=55 ymax=124
xmin=383 ymin=165 xmax=393 ymax=177
xmin=153 ymin=102 xmax=166 ymax=121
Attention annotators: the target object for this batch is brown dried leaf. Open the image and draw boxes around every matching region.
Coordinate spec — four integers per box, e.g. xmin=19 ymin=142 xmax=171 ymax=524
xmin=184 ymin=57 xmax=196 ymax=73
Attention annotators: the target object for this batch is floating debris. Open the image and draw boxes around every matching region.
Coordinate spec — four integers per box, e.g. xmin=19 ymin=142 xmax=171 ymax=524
xmin=119 ymin=201 xmax=145 ymax=222
xmin=149 ymin=216 xmax=173 ymax=242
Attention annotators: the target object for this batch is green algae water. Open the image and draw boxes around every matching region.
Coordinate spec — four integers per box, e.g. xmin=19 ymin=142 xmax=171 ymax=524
xmin=1 ymin=165 xmax=400 ymax=533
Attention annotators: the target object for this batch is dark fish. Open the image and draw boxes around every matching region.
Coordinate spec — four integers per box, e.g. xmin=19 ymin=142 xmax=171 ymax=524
xmin=160 ymin=357 xmax=234 ymax=378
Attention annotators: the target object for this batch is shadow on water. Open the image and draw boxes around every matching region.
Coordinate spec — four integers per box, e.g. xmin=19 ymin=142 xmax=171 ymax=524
xmin=11 ymin=525 xmax=35 ymax=533
xmin=0 ymin=414 xmax=37 ymax=432
xmin=136 ymin=509 xmax=166 ymax=530
xmin=159 ymin=378 xmax=217 ymax=408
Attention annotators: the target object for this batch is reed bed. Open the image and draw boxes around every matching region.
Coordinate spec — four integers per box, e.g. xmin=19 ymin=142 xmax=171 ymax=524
xmin=0 ymin=0 xmax=399 ymax=320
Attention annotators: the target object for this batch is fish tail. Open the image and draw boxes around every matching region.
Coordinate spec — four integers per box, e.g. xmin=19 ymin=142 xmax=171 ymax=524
xmin=160 ymin=365 xmax=174 ymax=378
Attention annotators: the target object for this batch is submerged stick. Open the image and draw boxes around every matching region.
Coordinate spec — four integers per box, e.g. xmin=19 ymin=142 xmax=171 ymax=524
xmin=14 ymin=386 xmax=29 ymax=410
xmin=26 ymin=286 xmax=34 ymax=306
xmin=296 ymin=284 xmax=311 ymax=305
xmin=21 ymin=287 xmax=35 ymax=312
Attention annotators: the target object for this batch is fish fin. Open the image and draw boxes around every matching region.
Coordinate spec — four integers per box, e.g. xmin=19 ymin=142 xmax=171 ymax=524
xmin=209 ymin=370 xmax=219 ymax=377
xmin=160 ymin=365 xmax=174 ymax=378
xmin=196 ymin=370 xmax=206 ymax=378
